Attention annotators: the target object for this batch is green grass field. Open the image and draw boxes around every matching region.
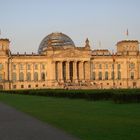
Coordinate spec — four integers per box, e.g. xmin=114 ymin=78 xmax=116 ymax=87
xmin=0 ymin=93 xmax=140 ymax=140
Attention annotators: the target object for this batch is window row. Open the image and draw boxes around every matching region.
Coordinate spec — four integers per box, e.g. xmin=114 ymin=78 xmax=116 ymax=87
xmin=12 ymin=72 xmax=46 ymax=81
xmin=91 ymin=71 xmax=135 ymax=80
xmin=92 ymin=63 xmax=121 ymax=69
xmin=12 ymin=63 xmax=46 ymax=70
xmin=13 ymin=84 xmax=46 ymax=89
xmin=91 ymin=71 xmax=121 ymax=80
xmin=0 ymin=63 xmax=3 ymax=70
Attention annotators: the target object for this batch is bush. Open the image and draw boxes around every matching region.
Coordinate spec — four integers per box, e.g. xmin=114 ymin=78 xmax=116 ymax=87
xmin=1 ymin=88 xmax=140 ymax=104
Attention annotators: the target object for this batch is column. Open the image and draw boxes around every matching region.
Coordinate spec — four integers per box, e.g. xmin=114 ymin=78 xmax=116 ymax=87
xmin=31 ymin=63 xmax=34 ymax=81
xmin=73 ymin=61 xmax=77 ymax=81
xmin=79 ymin=61 xmax=84 ymax=80
xmin=58 ymin=61 xmax=63 ymax=81
xmin=85 ymin=61 xmax=90 ymax=80
xmin=66 ymin=61 xmax=70 ymax=80
xmin=52 ymin=61 xmax=56 ymax=81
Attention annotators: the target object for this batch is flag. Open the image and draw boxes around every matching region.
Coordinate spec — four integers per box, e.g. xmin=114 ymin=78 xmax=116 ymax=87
xmin=112 ymin=51 xmax=115 ymax=62
xmin=126 ymin=29 xmax=129 ymax=36
xmin=99 ymin=41 xmax=101 ymax=48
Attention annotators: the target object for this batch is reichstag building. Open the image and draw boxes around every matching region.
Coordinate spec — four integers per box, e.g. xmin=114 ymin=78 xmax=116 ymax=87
xmin=0 ymin=32 xmax=139 ymax=90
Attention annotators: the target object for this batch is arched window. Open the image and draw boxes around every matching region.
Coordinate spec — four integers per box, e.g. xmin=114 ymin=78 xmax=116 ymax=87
xmin=12 ymin=72 xmax=17 ymax=81
xmin=105 ymin=64 xmax=108 ymax=69
xmin=99 ymin=72 xmax=102 ymax=80
xmin=41 ymin=64 xmax=45 ymax=70
xmin=111 ymin=71 xmax=114 ymax=80
xmin=99 ymin=64 xmax=102 ymax=69
xmin=19 ymin=64 xmax=24 ymax=70
xmin=34 ymin=64 xmax=38 ymax=70
xmin=0 ymin=74 xmax=2 ymax=81
xmin=117 ymin=64 xmax=121 ymax=70
xmin=27 ymin=72 xmax=31 ymax=81
xmin=13 ymin=64 xmax=16 ymax=70
xmin=129 ymin=63 xmax=135 ymax=69
xmin=19 ymin=72 xmax=24 ymax=81
xmin=27 ymin=64 xmax=31 ymax=70
xmin=130 ymin=72 xmax=134 ymax=80
xmin=105 ymin=72 xmax=108 ymax=80
xmin=0 ymin=63 xmax=3 ymax=70
xmin=118 ymin=71 xmax=121 ymax=80
xmin=41 ymin=72 xmax=45 ymax=81
xmin=34 ymin=72 xmax=38 ymax=81
xmin=92 ymin=72 xmax=95 ymax=80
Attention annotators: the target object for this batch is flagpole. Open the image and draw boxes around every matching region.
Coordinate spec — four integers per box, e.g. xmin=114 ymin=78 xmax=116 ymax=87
xmin=0 ymin=29 xmax=1 ymax=38
xmin=126 ymin=29 xmax=129 ymax=40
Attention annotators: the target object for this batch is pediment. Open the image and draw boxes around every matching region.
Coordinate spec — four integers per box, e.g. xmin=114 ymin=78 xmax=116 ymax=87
xmin=53 ymin=49 xmax=85 ymax=58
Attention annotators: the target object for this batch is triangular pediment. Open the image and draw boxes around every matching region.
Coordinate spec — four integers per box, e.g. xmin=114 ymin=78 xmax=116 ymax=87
xmin=53 ymin=49 xmax=87 ymax=58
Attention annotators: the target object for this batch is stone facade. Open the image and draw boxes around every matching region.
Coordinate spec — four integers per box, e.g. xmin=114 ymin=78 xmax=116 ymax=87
xmin=0 ymin=32 xmax=140 ymax=90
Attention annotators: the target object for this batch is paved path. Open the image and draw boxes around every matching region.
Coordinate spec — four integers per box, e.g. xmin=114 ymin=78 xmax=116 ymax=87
xmin=0 ymin=102 xmax=79 ymax=140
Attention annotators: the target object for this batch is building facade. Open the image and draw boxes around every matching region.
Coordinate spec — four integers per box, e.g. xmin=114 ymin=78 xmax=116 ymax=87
xmin=0 ymin=32 xmax=140 ymax=90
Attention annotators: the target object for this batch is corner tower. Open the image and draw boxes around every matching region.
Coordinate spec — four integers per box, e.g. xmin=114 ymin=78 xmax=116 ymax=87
xmin=117 ymin=40 xmax=139 ymax=55
xmin=0 ymin=38 xmax=10 ymax=55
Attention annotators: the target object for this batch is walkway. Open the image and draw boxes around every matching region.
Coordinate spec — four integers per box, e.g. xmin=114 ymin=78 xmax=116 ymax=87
xmin=0 ymin=102 xmax=79 ymax=140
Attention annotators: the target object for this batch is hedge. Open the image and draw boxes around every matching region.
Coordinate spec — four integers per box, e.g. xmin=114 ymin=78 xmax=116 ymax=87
xmin=1 ymin=89 xmax=140 ymax=104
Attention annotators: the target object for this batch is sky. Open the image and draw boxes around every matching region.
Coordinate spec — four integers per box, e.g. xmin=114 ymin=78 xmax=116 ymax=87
xmin=0 ymin=0 xmax=140 ymax=53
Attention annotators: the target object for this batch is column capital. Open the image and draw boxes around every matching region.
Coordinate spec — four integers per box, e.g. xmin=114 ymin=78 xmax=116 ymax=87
xmin=80 ymin=61 xmax=84 ymax=63
xmin=66 ymin=61 xmax=70 ymax=81
xmin=66 ymin=61 xmax=70 ymax=63
xmin=73 ymin=60 xmax=77 ymax=63
xmin=73 ymin=61 xmax=77 ymax=81
xmin=52 ymin=61 xmax=56 ymax=64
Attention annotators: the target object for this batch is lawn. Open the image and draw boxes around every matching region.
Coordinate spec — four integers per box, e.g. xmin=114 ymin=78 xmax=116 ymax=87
xmin=0 ymin=93 xmax=140 ymax=140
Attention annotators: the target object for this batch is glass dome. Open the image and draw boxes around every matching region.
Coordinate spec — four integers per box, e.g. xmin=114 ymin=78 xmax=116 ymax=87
xmin=38 ymin=32 xmax=75 ymax=54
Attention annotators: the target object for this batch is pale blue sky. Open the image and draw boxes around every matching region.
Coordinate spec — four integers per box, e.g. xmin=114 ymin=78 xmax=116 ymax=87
xmin=0 ymin=0 xmax=140 ymax=53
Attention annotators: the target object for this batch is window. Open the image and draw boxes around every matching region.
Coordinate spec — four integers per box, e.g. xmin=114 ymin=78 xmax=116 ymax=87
xmin=130 ymin=72 xmax=134 ymax=80
xmin=118 ymin=71 xmax=121 ymax=80
xmin=13 ymin=85 xmax=16 ymax=89
xmin=0 ymin=74 xmax=2 ymax=81
xmin=41 ymin=72 xmax=45 ymax=81
xmin=27 ymin=72 xmax=31 ymax=81
xmin=99 ymin=64 xmax=102 ymax=69
xmin=0 ymin=63 xmax=3 ymax=70
xmin=19 ymin=64 xmax=24 ymax=70
xmin=111 ymin=71 xmax=114 ymax=80
xmin=36 ymin=84 xmax=38 ymax=87
xmin=34 ymin=64 xmax=38 ymax=70
xmin=92 ymin=72 xmax=95 ymax=80
xmin=21 ymin=85 xmax=24 ymax=88
xmin=12 ymin=72 xmax=17 ymax=81
xmin=13 ymin=64 xmax=16 ymax=70
xmin=91 ymin=63 xmax=94 ymax=69
xmin=99 ymin=72 xmax=102 ymax=80
xmin=28 ymin=85 xmax=31 ymax=88
xmin=105 ymin=64 xmax=108 ymax=69
xmin=129 ymin=63 xmax=135 ymax=69
xmin=34 ymin=72 xmax=38 ymax=81
xmin=27 ymin=64 xmax=31 ymax=70
xmin=117 ymin=64 xmax=121 ymax=69
xmin=105 ymin=72 xmax=108 ymax=80
xmin=42 ymin=64 xmax=45 ymax=70
xmin=112 ymin=64 xmax=114 ymax=69
xmin=19 ymin=72 xmax=24 ymax=81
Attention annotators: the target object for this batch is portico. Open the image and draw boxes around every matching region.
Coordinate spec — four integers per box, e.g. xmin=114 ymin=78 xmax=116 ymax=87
xmin=53 ymin=60 xmax=91 ymax=82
